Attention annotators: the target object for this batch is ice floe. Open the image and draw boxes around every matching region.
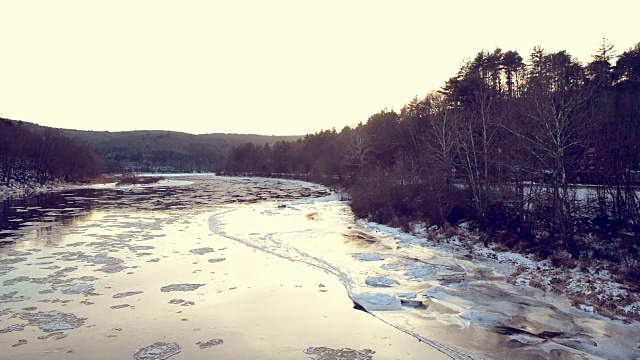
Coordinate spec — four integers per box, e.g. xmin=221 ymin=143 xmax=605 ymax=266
xmin=160 ymin=283 xmax=205 ymax=292
xmin=189 ymin=247 xmax=215 ymax=255
xmin=18 ymin=310 xmax=86 ymax=332
xmin=113 ymin=291 xmax=143 ymax=298
xmin=352 ymin=253 xmax=384 ymax=261
xmin=196 ymin=338 xmax=223 ymax=349
xmin=364 ymin=276 xmax=398 ymax=287
xmin=134 ymin=342 xmax=182 ymax=360
xmin=351 ymin=293 xmax=402 ymax=311
xmin=304 ymin=347 xmax=375 ymax=360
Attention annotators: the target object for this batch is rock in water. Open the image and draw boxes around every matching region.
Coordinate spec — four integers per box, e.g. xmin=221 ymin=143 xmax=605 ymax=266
xmin=134 ymin=342 xmax=181 ymax=360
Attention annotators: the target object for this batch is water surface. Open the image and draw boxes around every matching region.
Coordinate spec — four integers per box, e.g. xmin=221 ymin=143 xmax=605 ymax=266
xmin=0 ymin=176 xmax=448 ymax=359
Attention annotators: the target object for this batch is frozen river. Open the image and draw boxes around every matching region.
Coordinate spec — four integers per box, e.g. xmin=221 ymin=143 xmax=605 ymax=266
xmin=0 ymin=175 xmax=638 ymax=359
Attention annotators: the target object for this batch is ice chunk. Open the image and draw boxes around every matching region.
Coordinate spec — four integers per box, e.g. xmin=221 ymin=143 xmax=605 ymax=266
xmin=397 ymin=292 xmax=417 ymax=299
xmin=196 ymin=339 xmax=223 ymax=349
xmin=61 ymin=283 xmax=94 ymax=296
xmin=160 ymin=284 xmax=205 ymax=292
xmin=134 ymin=342 xmax=181 ymax=360
xmin=351 ymin=293 xmax=402 ymax=311
xmin=365 ymin=276 xmax=399 ymax=287
xmin=0 ymin=291 xmax=26 ymax=303
xmin=578 ymin=304 xmax=594 ymax=312
xmin=0 ymin=323 xmax=27 ymax=334
xmin=189 ymin=247 xmax=215 ymax=255
xmin=85 ymin=255 xmax=124 ymax=265
xmin=460 ymin=311 xmax=507 ymax=328
xmin=425 ymin=287 xmax=474 ymax=312
xmin=304 ymin=347 xmax=375 ymax=360
xmin=113 ymin=291 xmax=143 ymax=298
xmin=111 ymin=304 xmax=131 ymax=309
xmin=19 ymin=310 xmax=86 ymax=332
xmin=352 ymin=253 xmax=384 ymax=261
xmin=403 ymin=261 xmax=437 ymax=279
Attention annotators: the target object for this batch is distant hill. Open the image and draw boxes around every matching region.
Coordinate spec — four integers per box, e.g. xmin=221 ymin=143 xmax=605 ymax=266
xmin=6 ymin=119 xmax=302 ymax=172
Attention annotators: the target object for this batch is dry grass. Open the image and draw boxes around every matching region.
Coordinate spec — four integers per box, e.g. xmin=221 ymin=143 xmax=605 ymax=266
xmin=511 ymin=264 xmax=528 ymax=278
xmin=528 ymin=275 xmax=545 ymax=290
xmin=75 ymin=174 xmax=121 ymax=184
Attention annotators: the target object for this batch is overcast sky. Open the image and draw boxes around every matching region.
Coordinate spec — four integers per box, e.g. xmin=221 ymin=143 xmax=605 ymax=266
xmin=0 ymin=1 xmax=638 ymax=135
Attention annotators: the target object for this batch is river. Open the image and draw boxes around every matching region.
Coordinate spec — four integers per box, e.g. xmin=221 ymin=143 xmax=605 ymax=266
xmin=0 ymin=175 xmax=638 ymax=359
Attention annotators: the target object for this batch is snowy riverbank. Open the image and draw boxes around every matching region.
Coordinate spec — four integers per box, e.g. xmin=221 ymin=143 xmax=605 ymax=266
xmin=212 ymin=192 xmax=640 ymax=359
xmin=0 ymin=175 xmax=197 ymax=200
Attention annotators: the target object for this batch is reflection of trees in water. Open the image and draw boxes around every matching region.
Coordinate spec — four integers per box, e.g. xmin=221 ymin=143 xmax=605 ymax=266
xmin=0 ymin=190 xmax=96 ymax=242
xmin=1 ymin=178 xmax=330 ymax=243
xmin=7 ymin=211 xmax=95 ymax=247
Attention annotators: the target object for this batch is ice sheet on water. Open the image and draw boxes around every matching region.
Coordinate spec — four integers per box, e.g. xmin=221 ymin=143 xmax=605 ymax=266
xmin=397 ymin=292 xmax=417 ymax=299
xmin=196 ymin=339 xmax=223 ymax=349
xmin=0 ymin=323 xmax=27 ymax=334
xmin=402 ymin=261 xmax=437 ymax=279
xmin=134 ymin=342 xmax=181 ymax=360
xmin=352 ymin=253 xmax=384 ymax=261
xmin=168 ymin=299 xmax=195 ymax=306
xmin=365 ymin=276 xmax=398 ymax=287
xmin=160 ymin=283 xmax=204 ymax=292
xmin=0 ymin=291 xmax=26 ymax=303
xmin=96 ymin=264 xmax=127 ymax=273
xmin=351 ymin=293 xmax=402 ymax=311
xmin=19 ymin=310 xmax=86 ymax=332
xmin=189 ymin=247 xmax=215 ymax=255
xmin=113 ymin=291 xmax=143 ymax=298
xmin=0 ymin=265 xmax=16 ymax=275
xmin=0 ymin=257 xmax=27 ymax=265
xmin=304 ymin=347 xmax=375 ymax=360
xmin=61 ymin=283 xmax=94 ymax=296
xmin=111 ymin=304 xmax=131 ymax=309
xmin=85 ymin=255 xmax=124 ymax=265
xmin=424 ymin=287 xmax=475 ymax=313
xmin=460 ymin=311 xmax=508 ymax=329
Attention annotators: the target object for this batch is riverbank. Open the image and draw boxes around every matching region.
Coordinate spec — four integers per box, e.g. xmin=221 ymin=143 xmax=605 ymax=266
xmin=201 ymin=173 xmax=640 ymax=323
xmin=0 ymin=174 xmax=168 ymax=200
xmin=364 ymin=220 xmax=640 ymax=322
xmin=213 ymin=192 xmax=640 ymax=359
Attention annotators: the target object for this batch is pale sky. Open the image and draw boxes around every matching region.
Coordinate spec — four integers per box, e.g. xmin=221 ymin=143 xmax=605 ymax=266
xmin=0 ymin=1 xmax=638 ymax=135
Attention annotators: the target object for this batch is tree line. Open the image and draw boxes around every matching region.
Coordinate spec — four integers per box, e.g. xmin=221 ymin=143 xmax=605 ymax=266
xmin=0 ymin=119 xmax=103 ymax=186
xmin=224 ymin=41 xmax=640 ymax=267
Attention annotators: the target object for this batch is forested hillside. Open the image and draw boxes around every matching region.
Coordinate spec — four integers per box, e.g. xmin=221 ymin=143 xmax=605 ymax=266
xmin=2 ymin=120 xmax=300 ymax=174
xmin=0 ymin=119 xmax=103 ymax=185
xmin=225 ymin=41 xmax=640 ymax=272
